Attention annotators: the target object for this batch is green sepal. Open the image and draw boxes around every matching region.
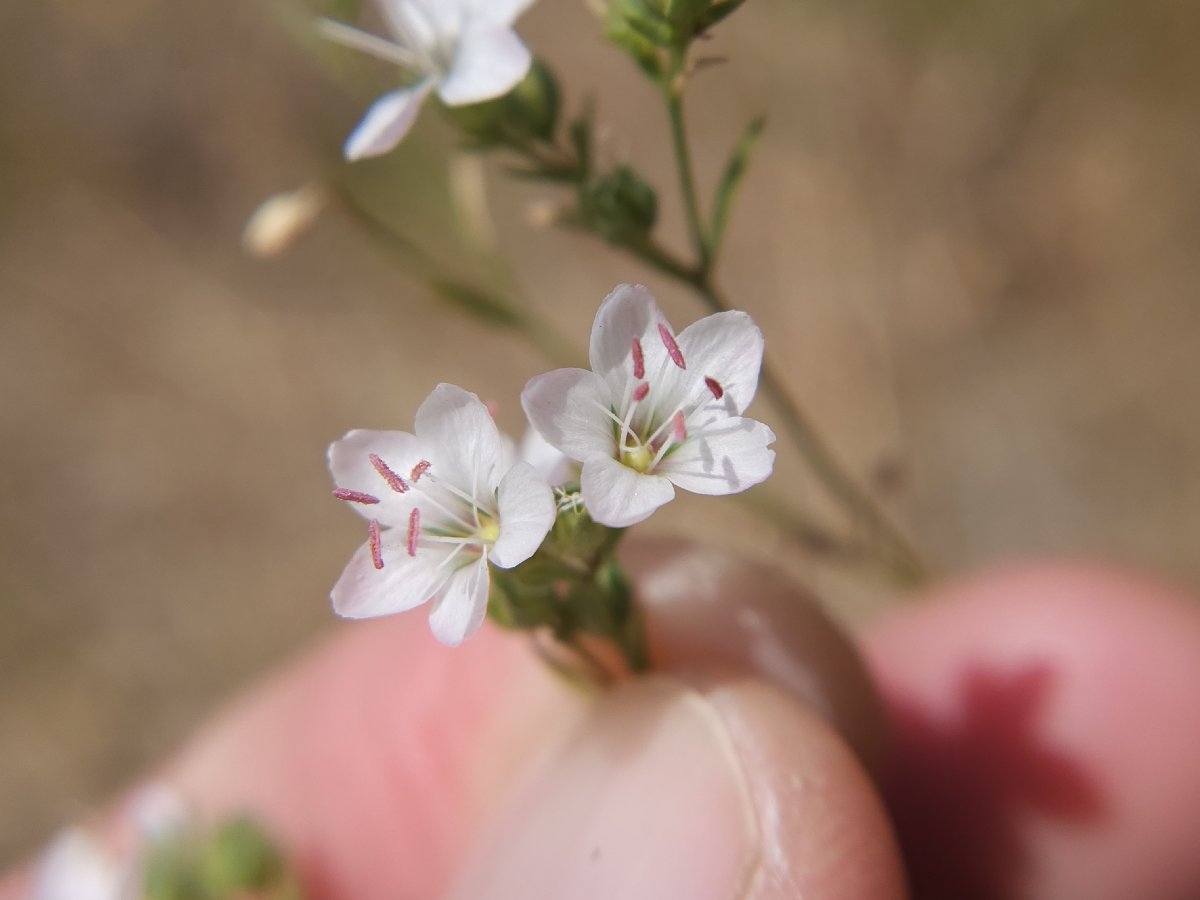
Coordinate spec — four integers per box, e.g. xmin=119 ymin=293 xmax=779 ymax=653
xmin=699 ymin=0 xmax=747 ymax=31
xmin=444 ymin=60 xmax=562 ymax=148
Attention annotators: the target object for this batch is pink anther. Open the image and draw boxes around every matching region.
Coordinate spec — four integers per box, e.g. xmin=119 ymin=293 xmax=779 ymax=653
xmin=333 ymin=488 xmax=380 ymax=505
xmin=671 ymin=410 xmax=688 ymax=442
xmin=407 ymin=508 xmax=420 ymax=557
xmin=631 ymin=337 xmax=645 ymax=379
xmin=632 ymin=382 xmax=650 ymax=402
xmin=410 ymin=460 xmax=431 ymax=483
xmin=368 ymin=519 xmax=384 ymax=570
xmin=658 ymin=324 xmax=686 ymax=369
xmin=369 ymin=453 xmax=408 ymax=493
xmin=704 ymin=376 xmax=725 ymax=400
xmin=485 ymin=400 xmax=499 ymax=419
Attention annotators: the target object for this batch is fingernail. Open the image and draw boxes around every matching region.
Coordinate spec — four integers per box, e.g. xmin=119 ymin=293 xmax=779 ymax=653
xmin=623 ymin=538 xmax=889 ymax=774
xmin=448 ymin=678 xmax=758 ymax=900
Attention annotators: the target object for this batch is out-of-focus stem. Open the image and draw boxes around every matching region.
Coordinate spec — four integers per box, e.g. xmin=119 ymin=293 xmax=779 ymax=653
xmin=330 ymin=181 xmax=578 ymax=368
xmin=650 ymin=59 xmax=929 ymax=586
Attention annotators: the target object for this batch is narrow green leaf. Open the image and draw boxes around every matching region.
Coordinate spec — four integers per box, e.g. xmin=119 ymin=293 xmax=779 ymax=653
xmin=710 ymin=115 xmax=765 ymax=253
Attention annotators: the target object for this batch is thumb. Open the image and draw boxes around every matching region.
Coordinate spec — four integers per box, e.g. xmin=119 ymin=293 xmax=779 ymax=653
xmin=450 ymin=540 xmax=905 ymax=900
xmin=2 ymin=541 xmax=904 ymax=900
xmin=447 ymin=674 xmax=905 ymax=900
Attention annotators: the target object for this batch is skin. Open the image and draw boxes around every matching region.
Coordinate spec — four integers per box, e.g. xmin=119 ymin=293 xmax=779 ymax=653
xmin=3 ymin=544 xmax=1200 ymax=899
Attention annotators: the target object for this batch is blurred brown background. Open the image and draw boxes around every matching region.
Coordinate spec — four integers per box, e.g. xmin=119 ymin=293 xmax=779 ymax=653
xmin=2 ymin=0 xmax=1198 ymax=863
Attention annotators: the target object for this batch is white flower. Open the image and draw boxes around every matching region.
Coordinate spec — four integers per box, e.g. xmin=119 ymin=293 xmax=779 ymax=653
xmin=329 ymin=383 xmax=555 ymax=645
xmin=521 ymin=284 xmax=775 ymax=528
xmin=319 ymin=0 xmax=536 ymax=160
xmin=33 ymin=785 xmax=188 ymax=900
xmin=34 ymin=829 xmax=125 ymax=900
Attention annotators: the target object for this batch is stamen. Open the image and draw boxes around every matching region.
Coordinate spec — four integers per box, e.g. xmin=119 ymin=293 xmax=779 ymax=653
xmin=484 ymin=400 xmax=499 ymax=419
xmin=672 ymin=410 xmax=688 ymax=442
xmin=410 ymin=460 xmax=431 ymax=483
xmin=705 ymin=376 xmax=725 ymax=400
xmin=632 ymin=382 xmax=650 ymax=402
xmin=658 ymin=324 xmax=686 ymax=369
xmin=631 ymin=337 xmax=645 ymax=379
xmin=369 ymin=453 xmax=408 ymax=493
xmin=333 ymin=488 xmax=380 ymax=505
xmin=407 ymin=508 xmax=420 ymax=557
xmin=368 ymin=520 xmax=384 ymax=570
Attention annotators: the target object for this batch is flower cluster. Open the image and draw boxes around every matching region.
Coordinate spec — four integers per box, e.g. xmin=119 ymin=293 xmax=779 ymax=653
xmin=328 ymin=285 xmax=774 ymax=647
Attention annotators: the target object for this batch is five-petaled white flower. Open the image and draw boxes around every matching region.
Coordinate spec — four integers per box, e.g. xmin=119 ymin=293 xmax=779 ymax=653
xmin=320 ymin=0 xmax=536 ymax=160
xmin=521 ymin=284 xmax=775 ymax=528
xmin=329 ymin=383 xmax=555 ymax=645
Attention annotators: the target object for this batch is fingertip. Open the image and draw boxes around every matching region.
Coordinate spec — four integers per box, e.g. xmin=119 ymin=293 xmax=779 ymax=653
xmin=167 ymin=614 xmax=573 ymax=900
xmin=448 ymin=675 xmax=906 ymax=900
xmin=625 ymin=538 xmax=890 ymax=776
xmin=702 ymin=677 xmax=907 ymax=900
xmin=867 ymin=561 xmax=1200 ymax=900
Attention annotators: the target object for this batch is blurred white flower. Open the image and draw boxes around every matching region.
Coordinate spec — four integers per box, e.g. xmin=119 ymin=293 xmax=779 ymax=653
xmin=33 ymin=785 xmax=188 ymax=900
xmin=33 ymin=829 xmax=124 ymax=900
xmin=320 ymin=0 xmax=537 ymax=160
xmin=328 ymin=383 xmax=555 ymax=645
xmin=522 ymin=284 xmax=775 ymax=527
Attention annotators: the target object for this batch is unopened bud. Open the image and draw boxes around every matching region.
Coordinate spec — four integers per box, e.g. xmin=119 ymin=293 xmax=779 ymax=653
xmin=242 ymin=183 xmax=325 ymax=258
xmin=581 ymin=165 xmax=658 ymax=243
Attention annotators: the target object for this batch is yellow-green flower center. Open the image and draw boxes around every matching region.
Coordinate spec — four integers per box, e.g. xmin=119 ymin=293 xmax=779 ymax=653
xmin=476 ymin=512 xmax=501 ymax=544
xmin=621 ymin=444 xmax=656 ymax=474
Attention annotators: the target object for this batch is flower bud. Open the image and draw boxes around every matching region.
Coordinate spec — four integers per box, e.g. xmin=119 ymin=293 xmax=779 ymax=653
xmin=241 ymin=183 xmax=325 ymax=258
xmin=199 ymin=817 xmax=285 ymax=892
xmin=580 ymin=165 xmax=658 ymax=243
xmin=604 ymin=0 xmax=746 ymax=58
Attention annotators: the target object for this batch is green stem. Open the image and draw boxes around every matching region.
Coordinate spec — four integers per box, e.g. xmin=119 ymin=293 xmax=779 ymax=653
xmin=646 ymin=63 xmax=931 ymax=586
xmin=664 ymin=60 xmax=711 ymax=273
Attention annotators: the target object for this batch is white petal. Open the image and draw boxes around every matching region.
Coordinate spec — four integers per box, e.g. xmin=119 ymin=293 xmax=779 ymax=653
xmin=427 ymin=554 xmax=490 ymax=645
xmin=580 ymin=454 xmax=675 ymax=528
xmin=675 ymin=310 xmax=765 ymax=415
xmin=471 ymin=0 xmax=537 ymax=25
xmin=521 ymin=368 xmax=615 ymax=462
xmin=328 ymin=429 xmax=424 ymax=527
xmin=414 ymin=383 xmax=506 ymax=492
xmin=377 ymin=0 xmax=441 ymax=46
xmin=437 ymin=23 xmax=531 ymax=106
xmin=34 ymin=829 xmax=122 ymax=900
xmin=491 ymin=462 xmax=555 ymax=568
xmin=659 ymin=418 xmax=776 ymax=495
xmin=344 ymin=81 xmax=433 ymax=161
xmin=330 ymin=535 xmax=448 ymax=619
xmin=588 ymin=283 xmax=664 ymax=380
xmin=519 ymin=426 xmax=576 ymax=485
